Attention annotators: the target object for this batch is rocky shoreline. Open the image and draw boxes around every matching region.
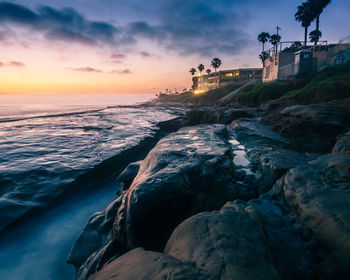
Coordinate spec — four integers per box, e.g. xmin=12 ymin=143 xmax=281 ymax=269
xmin=68 ymin=103 xmax=350 ymax=280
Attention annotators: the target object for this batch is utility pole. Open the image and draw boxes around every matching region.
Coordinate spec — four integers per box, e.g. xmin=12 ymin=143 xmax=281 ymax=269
xmin=276 ymin=26 xmax=282 ymax=36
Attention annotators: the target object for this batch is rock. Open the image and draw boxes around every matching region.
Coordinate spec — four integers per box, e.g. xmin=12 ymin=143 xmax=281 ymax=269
xmin=263 ymin=105 xmax=347 ymax=152
xmin=116 ymin=161 xmax=142 ymax=191
xmin=112 ymin=124 xmax=234 ymax=253
xmin=186 ymin=107 xmax=252 ymax=124
xmin=67 ymin=195 xmax=123 ymax=269
xmin=332 ymin=131 xmax=350 ymax=154
xmin=256 ymin=150 xmax=314 ymax=193
xmin=273 ymin=153 xmax=350 ymax=278
xmin=249 ymin=198 xmax=315 ymax=280
xmin=164 ymin=201 xmax=281 ymax=280
xmin=90 ymin=248 xmax=215 ymax=280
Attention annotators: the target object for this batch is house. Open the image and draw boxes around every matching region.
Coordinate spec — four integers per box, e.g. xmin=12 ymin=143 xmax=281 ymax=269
xmin=192 ymin=68 xmax=262 ymax=93
xmin=263 ymin=38 xmax=350 ymax=82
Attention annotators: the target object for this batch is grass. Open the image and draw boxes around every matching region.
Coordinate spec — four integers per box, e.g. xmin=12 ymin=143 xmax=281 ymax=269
xmin=233 ymin=81 xmax=294 ymax=107
xmin=280 ymin=62 xmax=350 ymax=104
xmin=233 ymin=61 xmax=350 ymax=107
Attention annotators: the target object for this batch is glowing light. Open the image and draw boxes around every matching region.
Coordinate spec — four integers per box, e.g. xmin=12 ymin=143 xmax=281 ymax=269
xmin=193 ymin=90 xmax=205 ymax=94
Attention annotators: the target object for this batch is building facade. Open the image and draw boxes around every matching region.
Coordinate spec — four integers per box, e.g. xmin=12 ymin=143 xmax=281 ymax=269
xmin=263 ymin=40 xmax=350 ymax=82
xmin=192 ymin=68 xmax=262 ymax=93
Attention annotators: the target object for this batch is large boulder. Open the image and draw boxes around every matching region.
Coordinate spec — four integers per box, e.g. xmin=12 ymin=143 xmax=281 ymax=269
xmin=272 ymin=153 xmax=350 ymax=278
xmin=164 ymin=201 xmax=281 ymax=280
xmin=332 ymin=131 xmax=350 ymax=154
xmin=113 ymin=124 xmax=234 ymax=252
xmin=90 ymin=248 xmax=216 ymax=280
xmin=70 ymin=124 xmax=236 ymax=279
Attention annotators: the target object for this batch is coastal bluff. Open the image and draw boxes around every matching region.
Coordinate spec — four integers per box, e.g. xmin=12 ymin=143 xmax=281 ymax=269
xmin=68 ymin=106 xmax=350 ymax=280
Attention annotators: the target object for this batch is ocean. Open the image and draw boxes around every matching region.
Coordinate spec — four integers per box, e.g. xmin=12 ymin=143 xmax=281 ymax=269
xmin=0 ymin=93 xmax=181 ymax=280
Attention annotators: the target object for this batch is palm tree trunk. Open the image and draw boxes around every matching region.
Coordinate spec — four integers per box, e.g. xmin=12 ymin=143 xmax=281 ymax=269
xmin=304 ymin=26 xmax=308 ymax=47
xmin=315 ymin=15 xmax=320 ymax=47
xmin=263 ymin=43 xmax=265 ymax=52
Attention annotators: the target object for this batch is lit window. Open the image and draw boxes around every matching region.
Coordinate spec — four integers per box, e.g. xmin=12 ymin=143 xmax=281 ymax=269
xmin=233 ymin=71 xmax=240 ymax=76
xmin=225 ymin=73 xmax=233 ymax=77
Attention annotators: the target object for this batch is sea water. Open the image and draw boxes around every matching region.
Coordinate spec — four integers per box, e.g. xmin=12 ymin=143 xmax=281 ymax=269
xmin=0 ymin=93 xmax=180 ymax=280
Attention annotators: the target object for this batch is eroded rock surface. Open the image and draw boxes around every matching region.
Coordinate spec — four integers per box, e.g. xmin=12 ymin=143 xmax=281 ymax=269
xmin=71 ymin=124 xmax=236 ymax=279
xmin=116 ymin=161 xmax=142 ymax=191
xmin=90 ymin=248 xmax=215 ymax=280
xmin=272 ymin=153 xmax=350 ymax=278
xmin=164 ymin=201 xmax=281 ymax=280
xmin=113 ymin=124 xmax=234 ymax=251
xmin=187 ymin=107 xmax=252 ymax=124
xmin=332 ymin=131 xmax=350 ymax=154
xmin=263 ymin=105 xmax=347 ymax=152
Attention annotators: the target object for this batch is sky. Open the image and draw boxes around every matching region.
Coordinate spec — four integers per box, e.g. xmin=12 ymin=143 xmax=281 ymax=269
xmin=0 ymin=0 xmax=349 ymax=94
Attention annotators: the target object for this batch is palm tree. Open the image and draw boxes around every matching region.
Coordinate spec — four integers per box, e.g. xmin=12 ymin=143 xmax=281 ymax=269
xmin=259 ymin=51 xmax=269 ymax=66
xmin=211 ymin=58 xmax=222 ymax=72
xmin=257 ymin=32 xmax=271 ymax=52
xmin=307 ymin=0 xmax=331 ymax=46
xmin=309 ymin=30 xmax=322 ymax=43
xmin=295 ymin=2 xmax=313 ymax=47
xmin=189 ymin=68 xmax=196 ymax=75
xmin=198 ymin=64 xmax=205 ymax=74
xmin=206 ymin=69 xmax=212 ymax=75
xmin=269 ymin=34 xmax=281 ymax=54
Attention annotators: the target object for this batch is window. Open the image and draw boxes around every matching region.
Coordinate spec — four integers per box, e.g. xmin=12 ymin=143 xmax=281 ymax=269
xmin=225 ymin=73 xmax=233 ymax=77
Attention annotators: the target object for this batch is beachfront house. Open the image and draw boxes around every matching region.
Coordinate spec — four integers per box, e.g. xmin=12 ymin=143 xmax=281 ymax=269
xmin=263 ymin=37 xmax=350 ymax=82
xmin=192 ymin=68 xmax=262 ymax=94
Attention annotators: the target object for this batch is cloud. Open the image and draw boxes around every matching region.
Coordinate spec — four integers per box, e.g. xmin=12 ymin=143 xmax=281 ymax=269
xmin=0 ymin=2 xmax=118 ymax=46
xmin=124 ymin=0 xmax=250 ymax=56
xmin=140 ymin=51 xmax=152 ymax=58
xmin=8 ymin=61 xmax=25 ymax=67
xmin=0 ymin=60 xmax=26 ymax=67
xmin=110 ymin=53 xmax=126 ymax=59
xmin=109 ymin=68 xmax=132 ymax=74
xmin=0 ymin=1 xmax=252 ymax=57
xmin=68 ymin=66 xmax=103 ymax=73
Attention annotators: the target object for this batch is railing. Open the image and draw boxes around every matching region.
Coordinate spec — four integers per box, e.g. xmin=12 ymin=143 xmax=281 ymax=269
xmin=265 ymin=40 xmax=328 ymax=57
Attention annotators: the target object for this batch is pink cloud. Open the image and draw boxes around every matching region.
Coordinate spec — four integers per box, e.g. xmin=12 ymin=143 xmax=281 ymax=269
xmin=109 ymin=68 xmax=132 ymax=74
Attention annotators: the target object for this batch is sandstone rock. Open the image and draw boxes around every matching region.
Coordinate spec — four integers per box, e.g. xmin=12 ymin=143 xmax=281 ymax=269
xmin=273 ymin=153 xmax=350 ymax=277
xmin=112 ymin=124 xmax=234 ymax=252
xmin=187 ymin=107 xmax=251 ymax=125
xmin=116 ymin=161 xmax=142 ymax=191
xmin=332 ymin=131 xmax=350 ymax=154
xmin=256 ymin=150 xmax=313 ymax=193
xmin=164 ymin=201 xmax=281 ymax=280
xmin=263 ymin=105 xmax=347 ymax=152
xmin=67 ymin=195 xmax=123 ymax=269
xmin=249 ymin=198 xmax=315 ymax=280
xmin=90 ymin=248 xmax=215 ymax=280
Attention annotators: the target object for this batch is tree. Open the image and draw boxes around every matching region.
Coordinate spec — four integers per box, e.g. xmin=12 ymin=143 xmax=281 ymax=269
xmin=307 ymin=0 xmax=331 ymax=46
xmin=259 ymin=51 xmax=269 ymax=66
xmin=257 ymin=32 xmax=271 ymax=52
xmin=295 ymin=2 xmax=313 ymax=47
xmin=198 ymin=64 xmax=205 ymax=74
xmin=206 ymin=69 xmax=212 ymax=75
xmin=309 ymin=30 xmax=322 ymax=43
xmin=211 ymin=58 xmax=222 ymax=72
xmin=269 ymin=34 xmax=281 ymax=54
xmin=189 ymin=68 xmax=196 ymax=75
